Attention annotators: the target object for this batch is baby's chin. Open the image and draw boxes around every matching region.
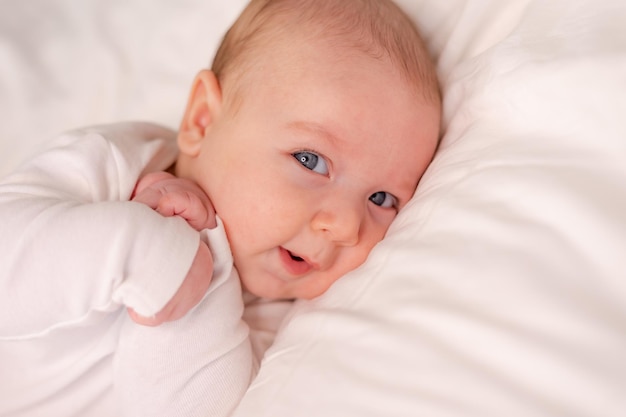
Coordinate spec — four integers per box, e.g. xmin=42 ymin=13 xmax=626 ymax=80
xmin=239 ymin=274 xmax=323 ymax=301
xmin=244 ymin=288 xmax=296 ymax=302
xmin=239 ymin=274 xmax=291 ymax=300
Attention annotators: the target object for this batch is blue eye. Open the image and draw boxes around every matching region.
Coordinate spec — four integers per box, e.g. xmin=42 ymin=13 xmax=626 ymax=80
xmin=292 ymin=151 xmax=329 ymax=175
xmin=369 ymin=191 xmax=396 ymax=208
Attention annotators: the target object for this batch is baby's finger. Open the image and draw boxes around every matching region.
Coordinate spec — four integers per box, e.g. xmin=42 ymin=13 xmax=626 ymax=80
xmin=131 ymin=187 xmax=165 ymax=210
xmin=156 ymin=192 xmax=216 ymax=230
xmin=132 ymin=171 xmax=175 ymax=197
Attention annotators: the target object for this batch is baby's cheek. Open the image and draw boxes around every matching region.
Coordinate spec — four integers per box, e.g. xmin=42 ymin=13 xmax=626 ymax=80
xmin=339 ymin=245 xmax=375 ymax=275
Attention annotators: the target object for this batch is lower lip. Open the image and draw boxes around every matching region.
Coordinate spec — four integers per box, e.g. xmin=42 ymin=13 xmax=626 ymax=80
xmin=279 ymin=247 xmax=313 ymax=276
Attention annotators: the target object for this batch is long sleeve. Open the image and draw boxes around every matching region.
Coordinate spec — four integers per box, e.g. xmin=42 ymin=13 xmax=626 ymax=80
xmin=0 ymin=122 xmax=199 ymax=338
xmin=114 ymin=221 xmax=254 ymax=417
xmin=0 ymin=122 xmax=255 ymax=417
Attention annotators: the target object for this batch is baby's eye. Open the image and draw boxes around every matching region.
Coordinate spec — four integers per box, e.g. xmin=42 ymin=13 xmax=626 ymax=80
xmin=292 ymin=151 xmax=329 ymax=175
xmin=369 ymin=191 xmax=397 ymax=209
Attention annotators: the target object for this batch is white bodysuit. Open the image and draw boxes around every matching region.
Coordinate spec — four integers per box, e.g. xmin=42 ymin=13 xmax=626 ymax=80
xmin=0 ymin=122 xmax=259 ymax=417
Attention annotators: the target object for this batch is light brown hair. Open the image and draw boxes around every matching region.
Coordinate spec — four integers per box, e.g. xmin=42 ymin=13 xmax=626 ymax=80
xmin=212 ymin=0 xmax=440 ymax=107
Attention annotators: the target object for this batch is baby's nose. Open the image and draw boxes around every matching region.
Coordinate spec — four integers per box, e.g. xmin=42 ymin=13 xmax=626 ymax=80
xmin=311 ymin=201 xmax=362 ymax=246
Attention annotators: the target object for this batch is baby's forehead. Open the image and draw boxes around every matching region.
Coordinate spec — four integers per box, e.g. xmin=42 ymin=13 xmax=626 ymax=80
xmin=230 ymin=32 xmax=422 ymax=107
xmin=232 ymin=13 xmax=439 ymax=102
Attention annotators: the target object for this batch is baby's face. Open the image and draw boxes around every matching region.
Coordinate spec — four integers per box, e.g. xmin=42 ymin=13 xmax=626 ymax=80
xmin=178 ymin=41 xmax=440 ymax=299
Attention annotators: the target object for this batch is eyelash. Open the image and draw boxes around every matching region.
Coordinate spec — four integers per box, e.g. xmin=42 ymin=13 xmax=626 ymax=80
xmin=369 ymin=191 xmax=398 ymax=209
xmin=292 ymin=150 xmax=329 ymax=175
xmin=291 ymin=150 xmax=398 ymax=210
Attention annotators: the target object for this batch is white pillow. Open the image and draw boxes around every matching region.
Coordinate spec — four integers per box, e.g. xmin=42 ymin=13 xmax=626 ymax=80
xmin=1 ymin=1 xmax=625 ymax=416
xmin=233 ymin=0 xmax=626 ymax=416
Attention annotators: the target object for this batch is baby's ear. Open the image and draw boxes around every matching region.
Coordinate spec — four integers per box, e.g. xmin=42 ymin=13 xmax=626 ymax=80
xmin=177 ymin=70 xmax=223 ymax=157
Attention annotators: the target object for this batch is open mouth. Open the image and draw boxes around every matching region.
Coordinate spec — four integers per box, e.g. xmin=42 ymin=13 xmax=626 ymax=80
xmin=280 ymin=247 xmax=313 ymax=276
xmin=288 ymin=251 xmax=305 ymax=262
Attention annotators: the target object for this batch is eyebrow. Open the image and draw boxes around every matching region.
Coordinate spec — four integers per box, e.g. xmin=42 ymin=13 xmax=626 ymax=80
xmin=286 ymin=121 xmax=342 ymax=146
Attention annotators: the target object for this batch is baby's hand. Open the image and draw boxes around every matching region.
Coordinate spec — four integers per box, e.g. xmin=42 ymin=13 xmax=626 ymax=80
xmin=127 ymin=240 xmax=213 ymax=326
xmin=128 ymin=171 xmax=216 ymax=326
xmin=131 ymin=171 xmax=216 ymax=231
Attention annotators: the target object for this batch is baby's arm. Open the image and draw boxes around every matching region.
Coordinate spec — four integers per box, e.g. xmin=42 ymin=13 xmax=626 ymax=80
xmin=126 ymin=240 xmax=213 ymax=326
xmin=0 ymin=124 xmax=198 ymax=338
xmin=115 ymin=220 xmax=253 ymax=417
xmin=0 ymin=124 xmax=251 ymax=417
xmin=128 ymin=171 xmax=216 ymax=326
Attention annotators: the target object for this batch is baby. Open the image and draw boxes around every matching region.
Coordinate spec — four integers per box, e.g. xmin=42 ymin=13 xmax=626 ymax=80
xmin=0 ymin=0 xmax=440 ymax=416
